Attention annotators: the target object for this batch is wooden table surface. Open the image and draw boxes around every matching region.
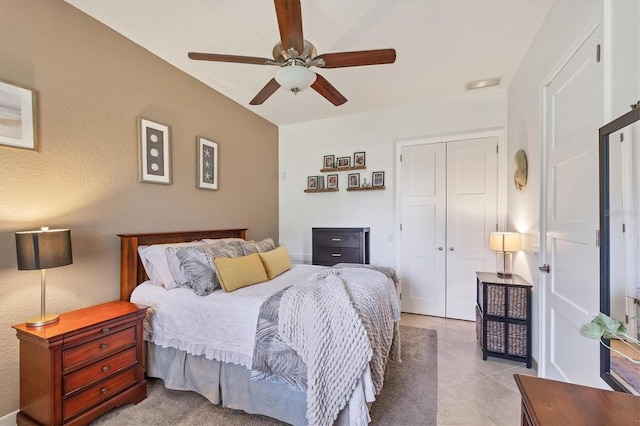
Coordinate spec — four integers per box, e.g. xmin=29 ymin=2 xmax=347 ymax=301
xmin=514 ymin=373 xmax=640 ymax=425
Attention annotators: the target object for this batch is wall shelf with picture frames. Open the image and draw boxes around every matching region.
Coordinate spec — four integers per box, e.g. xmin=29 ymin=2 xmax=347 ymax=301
xmin=306 ymin=151 xmax=385 ymax=193
xmin=304 ymin=188 xmax=339 ymax=193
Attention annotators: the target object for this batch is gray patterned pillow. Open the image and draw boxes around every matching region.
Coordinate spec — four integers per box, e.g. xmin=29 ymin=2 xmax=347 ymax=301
xmin=241 ymin=238 xmax=275 ymax=255
xmin=169 ymin=242 xmax=245 ymax=296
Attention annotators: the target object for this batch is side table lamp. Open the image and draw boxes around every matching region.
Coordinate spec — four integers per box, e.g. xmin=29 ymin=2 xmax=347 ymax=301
xmin=15 ymin=227 xmax=73 ymax=327
xmin=489 ymin=231 xmax=520 ymax=278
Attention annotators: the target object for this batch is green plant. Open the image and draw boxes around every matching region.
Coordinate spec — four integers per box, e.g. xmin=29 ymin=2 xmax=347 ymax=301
xmin=580 ymin=313 xmax=640 ymax=364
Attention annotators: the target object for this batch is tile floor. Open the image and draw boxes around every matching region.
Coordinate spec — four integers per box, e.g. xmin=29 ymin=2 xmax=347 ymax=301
xmin=400 ymin=313 xmax=536 ymax=425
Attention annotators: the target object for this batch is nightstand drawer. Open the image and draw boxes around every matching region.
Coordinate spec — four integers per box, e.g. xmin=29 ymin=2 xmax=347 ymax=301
xmin=63 ymin=326 xmax=136 ymax=372
xmin=63 ymin=347 xmax=137 ymax=396
xmin=63 ymin=315 xmax=137 ymax=348
xmin=314 ymin=246 xmax=362 ymax=264
xmin=313 ymin=232 xmax=361 ymax=248
xmin=63 ymin=366 xmax=137 ymax=421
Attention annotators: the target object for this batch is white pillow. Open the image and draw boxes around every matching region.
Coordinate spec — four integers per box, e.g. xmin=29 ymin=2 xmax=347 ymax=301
xmin=138 ymin=241 xmax=205 ymax=287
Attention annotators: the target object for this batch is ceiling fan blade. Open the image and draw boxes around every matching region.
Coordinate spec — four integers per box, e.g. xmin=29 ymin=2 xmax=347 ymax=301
xmin=315 ymin=48 xmax=396 ymax=68
xmin=274 ymin=0 xmax=304 ymax=55
xmin=188 ymin=52 xmax=277 ymax=66
xmin=249 ymin=79 xmax=281 ymax=105
xmin=311 ymin=74 xmax=347 ymax=106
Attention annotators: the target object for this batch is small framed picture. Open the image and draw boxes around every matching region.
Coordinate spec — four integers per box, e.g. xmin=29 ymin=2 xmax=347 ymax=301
xmin=0 ymin=80 xmax=37 ymax=150
xmin=327 ymin=174 xmax=338 ymax=189
xmin=354 ymin=151 xmax=366 ymax=167
xmin=348 ymin=173 xmax=360 ymax=188
xmin=337 ymin=156 xmax=351 ymax=168
xmin=308 ymin=176 xmax=318 ymax=190
xmin=317 ymin=175 xmax=325 ymax=189
xmin=372 ymin=171 xmax=385 ymax=187
xmin=139 ymin=117 xmax=171 ymax=184
xmin=197 ymin=136 xmax=218 ymax=190
xmin=323 ymin=155 xmax=335 ymax=169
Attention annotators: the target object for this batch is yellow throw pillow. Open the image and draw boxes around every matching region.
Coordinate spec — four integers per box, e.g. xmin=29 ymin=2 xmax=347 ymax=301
xmin=213 ymin=253 xmax=268 ymax=292
xmin=258 ymin=244 xmax=292 ymax=280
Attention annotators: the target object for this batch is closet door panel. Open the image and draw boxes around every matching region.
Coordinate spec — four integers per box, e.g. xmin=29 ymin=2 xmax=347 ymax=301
xmin=400 ymin=143 xmax=446 ymax=316
xmin=446 ymin=137 xmax=498 ymax=320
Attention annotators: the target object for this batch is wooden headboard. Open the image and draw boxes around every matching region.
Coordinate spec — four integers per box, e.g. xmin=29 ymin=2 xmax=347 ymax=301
xmin=118 ymin=229 xmax=247 ymax=301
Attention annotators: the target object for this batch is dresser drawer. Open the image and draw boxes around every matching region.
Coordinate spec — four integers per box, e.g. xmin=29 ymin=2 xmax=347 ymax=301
xmin=63 ymin=366 xmax=137 ymax=422
xmin=63 ymin=326 xmax=136 ymax=372
xmin=313 ymin=231 xmax=361 ymax=248
xmin=63 ymin=347 xmax=137 ymax=396
xmin=314 ymin=246 xmax=362 ymax=264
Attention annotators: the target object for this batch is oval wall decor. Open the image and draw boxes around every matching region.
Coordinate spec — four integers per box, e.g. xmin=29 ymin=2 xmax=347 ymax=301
xmin=514 ymin=149 xmax=528 ymax=191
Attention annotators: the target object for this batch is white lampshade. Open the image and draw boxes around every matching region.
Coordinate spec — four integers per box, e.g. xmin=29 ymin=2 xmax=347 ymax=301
xmin=489 ymin=232 xmax=520 ymax=278
xmin=275 ymin=65 xmax=316 ymax=94
xmin=489 ymin=232 xmax=521 ymax=252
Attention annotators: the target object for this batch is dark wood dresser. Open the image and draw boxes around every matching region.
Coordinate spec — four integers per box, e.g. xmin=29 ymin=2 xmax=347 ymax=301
xmin=12 ymin=300 xmax=148 ymax=425
xmin=514 ymin=373 xmax=640 ymax=425
xmin=312 ymin=227 xmax=370 ymax=266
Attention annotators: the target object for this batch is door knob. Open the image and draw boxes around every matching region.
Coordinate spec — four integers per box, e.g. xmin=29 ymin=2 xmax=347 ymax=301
xmin=438 ymin=247 xmax=443 ymax=251
xmin=449 ymin=247 xmax=454 ymax=251
xmin=539 ymin=264 xmax=550 ymax=273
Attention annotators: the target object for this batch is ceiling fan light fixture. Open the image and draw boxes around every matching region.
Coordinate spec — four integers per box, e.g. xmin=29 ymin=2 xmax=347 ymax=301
xmin=275 ymin=64 xmax=316 ymax=94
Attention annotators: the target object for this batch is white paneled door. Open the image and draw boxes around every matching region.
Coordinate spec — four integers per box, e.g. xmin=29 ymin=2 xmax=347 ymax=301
xmin=541 ymin=23 xmax=603 ymax=386
xmin=401 ymin=137 xmax=497 ymax=320
xmin=400 ymin=142 xmax=447 ymax=316
xmin=446 ymin=138 xmax=497 ymax=320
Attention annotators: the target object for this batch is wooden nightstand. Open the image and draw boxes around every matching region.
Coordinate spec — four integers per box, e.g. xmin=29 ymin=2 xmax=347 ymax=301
xmin=12 ymin=301 xmax=148 ymax=426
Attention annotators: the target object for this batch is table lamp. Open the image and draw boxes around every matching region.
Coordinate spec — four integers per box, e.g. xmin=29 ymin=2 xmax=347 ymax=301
xmin=489 ymin=232 xmax=520 ymax=278
xmin=15 ymin=227 xmax=73 ymax=326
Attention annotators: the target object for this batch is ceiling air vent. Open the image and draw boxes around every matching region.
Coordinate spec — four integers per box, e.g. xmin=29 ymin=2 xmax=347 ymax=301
xmin=466 ymin=77 xmax=501 ymax=91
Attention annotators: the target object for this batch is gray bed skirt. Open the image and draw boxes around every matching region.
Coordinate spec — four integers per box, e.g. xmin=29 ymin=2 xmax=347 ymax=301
xmin=145 ymin=343 xmax=355 ymax=425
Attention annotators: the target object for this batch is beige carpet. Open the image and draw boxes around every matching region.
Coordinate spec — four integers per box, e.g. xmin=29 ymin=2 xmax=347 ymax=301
xmin=92 ymin=326 xmax=437 ymax=425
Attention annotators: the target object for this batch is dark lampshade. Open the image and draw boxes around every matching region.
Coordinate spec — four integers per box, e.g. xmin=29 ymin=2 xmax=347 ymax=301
xmin=16 ymin=229 xmax=73 ymax=270
xmin=15 ymin=228 xmax=73 ymax=327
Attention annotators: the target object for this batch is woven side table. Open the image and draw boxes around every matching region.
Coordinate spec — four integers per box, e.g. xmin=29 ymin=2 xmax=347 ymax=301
xmin=476 ymin=272 xmax=532 ymax=368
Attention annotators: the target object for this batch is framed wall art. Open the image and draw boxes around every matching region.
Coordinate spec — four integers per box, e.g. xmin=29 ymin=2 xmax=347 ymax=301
xmin=307 ymin=176 xmax=318 ymax=190
xmin=372 ymin=171 xmax=385 ymax=187
xmin=354 ymin=151 xmax=366 ymax=167
xmin=348 ymin=173 xmax=360 ymax=188
xmin=323 ymin=155 xmax=335 ymax=169
xmin=0 ymin=80 xmax=37 ymax=150
xmin=139 ymin=117 xmax=171 ymax=184
xmin=327 ymin=174 xmax=338 ymax=189
xmin=197 ymin=137 xmax=218 ymax=190
xmin=337 ymin=156 xmax=351 ymax=168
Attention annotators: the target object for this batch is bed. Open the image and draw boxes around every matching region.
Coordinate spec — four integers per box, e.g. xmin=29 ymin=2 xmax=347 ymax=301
xmin=118 ymin=229 xmax=400 ymax=426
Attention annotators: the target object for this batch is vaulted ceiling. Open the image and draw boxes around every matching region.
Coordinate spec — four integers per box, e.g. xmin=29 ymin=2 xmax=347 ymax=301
xmin=65 ymin=0 xmax=553 ymax=126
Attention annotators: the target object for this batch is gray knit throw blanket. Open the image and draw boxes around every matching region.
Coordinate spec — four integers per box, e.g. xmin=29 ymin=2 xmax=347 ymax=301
xmin=278 ymin=267 xmax=401 ymax=426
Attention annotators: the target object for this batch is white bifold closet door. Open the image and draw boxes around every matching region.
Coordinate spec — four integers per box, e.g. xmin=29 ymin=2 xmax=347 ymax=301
xmin=401 ymin=137 xmax=497 ymax=320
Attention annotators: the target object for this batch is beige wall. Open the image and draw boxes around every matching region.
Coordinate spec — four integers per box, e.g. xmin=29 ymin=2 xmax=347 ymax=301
xmin=0 ymin=0 xmax=278 ymax=416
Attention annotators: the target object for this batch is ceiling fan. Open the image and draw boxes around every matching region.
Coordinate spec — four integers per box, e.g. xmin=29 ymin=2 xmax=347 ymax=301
xmin=187 ymin=0 xmax=396 ymax=106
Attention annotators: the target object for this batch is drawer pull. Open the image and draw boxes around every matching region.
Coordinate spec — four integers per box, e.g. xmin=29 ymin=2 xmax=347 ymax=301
xmin=101 ymin=387 xmax=108 ymax=395
xmin=102 ymin=327 xmax=110 ymax=333
xmin=331 ymin=253 xmax=342 ymax=257
xmin=331 ymin=238 xmax=342 ymax=241
xmin=102 ymin=365 xmax=109 ymax=373
xmin=100 ymin=343 xmax=108 ymax=350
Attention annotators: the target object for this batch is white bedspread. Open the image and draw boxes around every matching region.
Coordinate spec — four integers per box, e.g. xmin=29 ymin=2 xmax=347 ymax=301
xmin=130 ymin=263 xmax=327 ymax=368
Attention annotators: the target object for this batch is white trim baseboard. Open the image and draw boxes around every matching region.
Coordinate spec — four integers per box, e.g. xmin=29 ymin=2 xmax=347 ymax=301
xmin=0 ymin=411 xmax=17 ymax=426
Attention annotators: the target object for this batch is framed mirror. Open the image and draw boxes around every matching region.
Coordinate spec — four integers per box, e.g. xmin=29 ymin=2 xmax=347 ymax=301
xmin=599 ymin=103 xmax=640 ymax=394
